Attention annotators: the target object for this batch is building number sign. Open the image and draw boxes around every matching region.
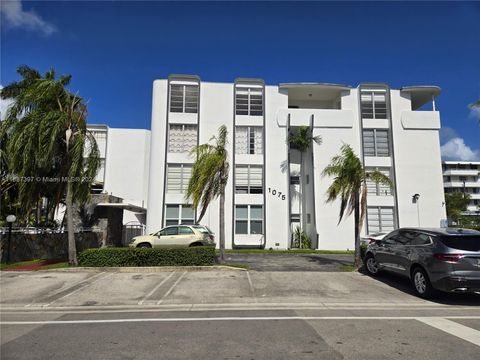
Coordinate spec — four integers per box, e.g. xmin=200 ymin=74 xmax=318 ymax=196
xmin=268 ymin=188 xmax=286 ymax=201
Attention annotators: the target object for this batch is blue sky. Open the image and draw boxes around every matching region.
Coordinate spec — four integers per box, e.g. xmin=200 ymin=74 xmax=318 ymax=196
xmin=1 ymin=1 xmax=479 ymax=160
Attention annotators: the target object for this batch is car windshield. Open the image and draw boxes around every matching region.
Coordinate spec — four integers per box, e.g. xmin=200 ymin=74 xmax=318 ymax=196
xmin=440 ymin=235 xmax=480 ymax=251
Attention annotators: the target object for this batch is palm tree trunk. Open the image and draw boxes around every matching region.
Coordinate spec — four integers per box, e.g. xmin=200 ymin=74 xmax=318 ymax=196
xmin=66 ymin=181 xmax=77 ymax=265
xmin=219 ymin=189 xmax=225 ymax=264
xmin=353 ymin=192 xmax=361 ymax=269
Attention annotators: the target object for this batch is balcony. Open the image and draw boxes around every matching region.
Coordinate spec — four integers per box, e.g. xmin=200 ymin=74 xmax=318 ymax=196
xmin=444 ymin=181 xmax=480 ymax=188
xmin=277 ymin=108 xmax=353 ymax=128
xmin=401 ymin=110 xmax=440 ymax=130
xmin=444 ymin=169 xmax=479 ymax=176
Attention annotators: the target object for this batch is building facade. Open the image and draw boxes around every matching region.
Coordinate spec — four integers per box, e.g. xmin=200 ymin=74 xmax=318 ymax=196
xmin=443 ymin=161 xmax=480 ymax=214
xmin=146 ymin=75 xmax=447 ymax=250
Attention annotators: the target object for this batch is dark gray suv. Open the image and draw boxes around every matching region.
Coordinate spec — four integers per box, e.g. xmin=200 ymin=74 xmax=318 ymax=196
xmin=364 ymin=228 xmax=480 ymax=298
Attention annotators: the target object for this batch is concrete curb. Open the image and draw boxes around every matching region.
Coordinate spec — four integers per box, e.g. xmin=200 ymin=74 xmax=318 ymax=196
xmin=35 ymin=265 xmax=247 ymax=273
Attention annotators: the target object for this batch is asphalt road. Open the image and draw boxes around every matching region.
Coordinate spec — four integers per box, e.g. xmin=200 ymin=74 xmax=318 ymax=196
xmin=2 ymin=308 xmax=480 ymax=360
xmin=1 ymin=268 xmax=479 ymax=359
xmin=224 ymin=253 xmax=353 ymax=271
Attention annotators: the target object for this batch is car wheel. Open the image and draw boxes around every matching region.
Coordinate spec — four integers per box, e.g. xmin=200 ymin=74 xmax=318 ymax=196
xmin=412 ymin=267 xmax=434 ymax=299
xmin=365 ymin=254 xmax=380 ymax=276
xmin=137 ymin=243 xmax=151 ymax=248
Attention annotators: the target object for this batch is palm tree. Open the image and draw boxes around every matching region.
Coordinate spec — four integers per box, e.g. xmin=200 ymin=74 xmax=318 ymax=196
xmin=322 ymin=144 xmax=392 ymax=269
xmin=1 ymin=66 xmax=99 ymax=265
xmin=185 ymin=125 xmax=229 ymax=263
xmin=287 ymin=126 xmax=322 ymax=242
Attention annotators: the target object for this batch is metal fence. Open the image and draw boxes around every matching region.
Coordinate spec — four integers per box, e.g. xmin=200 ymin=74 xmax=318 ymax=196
xmin=122 ymin=222 xmax=146 ymax=246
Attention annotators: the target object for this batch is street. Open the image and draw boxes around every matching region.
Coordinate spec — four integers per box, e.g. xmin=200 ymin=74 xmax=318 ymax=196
xmin=1 ymin=268 xmax=479 ymax=359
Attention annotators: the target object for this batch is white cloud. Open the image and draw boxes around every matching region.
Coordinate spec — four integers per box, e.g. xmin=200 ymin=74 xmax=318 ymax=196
xmin=0 ymin=0 xmax=56 ymax=35
xmin=441 ymin=137 xmax=480 ymax=161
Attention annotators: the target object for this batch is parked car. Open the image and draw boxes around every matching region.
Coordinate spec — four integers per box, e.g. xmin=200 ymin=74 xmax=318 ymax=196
xmin=364 ymin=227 xmax=480 ymax=298
xmin=129 ymin=224 xmax=216 ymax=248
xmin=360 ymin=232 xmax=388 ymax=246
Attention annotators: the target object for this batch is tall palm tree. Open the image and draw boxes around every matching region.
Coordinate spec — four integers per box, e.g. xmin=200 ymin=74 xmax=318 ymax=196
xmin=186 ymin=125 xmax=229 ymax=263
xmin=287 ymin=126 xmax=322 ymax=240
xmin=1 ymin=66 xmax=99 ymax=265
xmin=322 ymin=144 xmax=392 ymax=269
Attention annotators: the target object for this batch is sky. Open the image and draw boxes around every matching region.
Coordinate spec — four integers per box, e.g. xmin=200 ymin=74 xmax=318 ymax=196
xmin=1 ymin=1 xmax=479 ymax=160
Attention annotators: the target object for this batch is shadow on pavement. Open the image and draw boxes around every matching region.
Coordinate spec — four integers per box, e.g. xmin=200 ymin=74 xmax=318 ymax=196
xmin=359 ymin=268 xmax=480 ymax=306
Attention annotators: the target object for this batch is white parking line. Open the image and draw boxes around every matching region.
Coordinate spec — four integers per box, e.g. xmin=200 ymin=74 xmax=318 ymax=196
xmin=138 ymin=272 xmax=176 ymax=305
xmin=157 ymin=272 xmax=187 ymax=305
xmin=246 ymin=271 xmax=257 ymax=303
xmin=2 ymin=316 xmax=480 ymax=326
xmin=417 ymin=317 xmax=480 ymax=347
xmin=25 ymin=272 xmax=106 ymax=307
xmin=43 ymin=272 xmax=116 ymax=307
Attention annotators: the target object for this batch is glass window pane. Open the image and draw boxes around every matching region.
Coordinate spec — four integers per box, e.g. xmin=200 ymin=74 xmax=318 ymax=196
xmin=235 ymin=221 xmax=248 ymax=234
xmin=166 ymin=205 xmax=179 ymax=219
xmin=250 ymin=220 xmax=263 ymax=234
xmin=235 ymin=206 xmax=248 ymax=219
xmin=178 ymin=226 xmax=194 ymax=235
xmin=250 ymin=205 xmax=263 ymax=220
xmin=181 ymin=205 xmax=195 ymax=220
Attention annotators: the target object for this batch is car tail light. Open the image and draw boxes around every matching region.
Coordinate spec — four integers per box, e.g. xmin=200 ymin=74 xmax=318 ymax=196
xmin=433 ymin=254 xmax=464 ymax=263
xmin=368 ymin=238 xmax=377 ymax=244
xmin=209 ymin=234 xmax=215 ymax=241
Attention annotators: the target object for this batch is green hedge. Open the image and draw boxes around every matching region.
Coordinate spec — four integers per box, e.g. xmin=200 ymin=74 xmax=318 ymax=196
xmin=78 ymin=247 xmax=216 ymax=267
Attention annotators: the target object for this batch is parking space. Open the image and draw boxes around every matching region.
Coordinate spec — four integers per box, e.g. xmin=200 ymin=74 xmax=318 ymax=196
xmin=225 ymin=253 xmax=353 ymax=271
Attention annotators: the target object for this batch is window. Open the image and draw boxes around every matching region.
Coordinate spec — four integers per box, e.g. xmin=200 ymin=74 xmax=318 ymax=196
xmin=363 ymin=129 xmax=390 ymax=157
xmin=235 ymin=126 xmax=263 ymax=154
xmin=367 ymin=206 xmax=395 ymax=233
xmin=168 ymin=125 xmax=197 ymax=153
xmin=235 ymin=165 xmax=263 ymax=194
xmin=170 ymin=84 xmax=199 ymax=113
xmin=290 ymin=176 xmax=300 ymax=185
xmin=178 ymin=226 xmax=194 ymax=235
xmin=360 ymin=91 xmax=387 ymax=119
xmin=235 ymin=87 xmax=263 ymax=116
xmin=235 ymin=205 xmax=263 ymax=235
xmin=165 ymin=204 xmax=195 ymax=226
xmin=160 ymin=226 xmax=178 ymax=236
xmin=366 ymin=167 xmax=393 ymax=196
xmin=410 ymin=232 xmax=432 ymax=246
xmin=166 ymin=164 xmax=192 ymax=193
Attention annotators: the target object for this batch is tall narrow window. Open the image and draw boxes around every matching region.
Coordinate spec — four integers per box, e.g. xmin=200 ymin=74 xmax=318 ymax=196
xmin=235 ymin=87 xmax=263 ymax=116
xmin=235 ymin=165 xmax=263 ymax=194
xmin=361 ymin=91 xmax=387 ymax=119
xmin=168 ymin=124 xmax=198 ymax=153
xmin=166 ymin=164 xmax=192 ymax=193
xmin=365 ymin=167 xmax=393 ymax=196
xmin=367 ymin=207 xmax=395 ymax=233
xmin=363 ymin=129 xmax=390 ymax=157
xmin=170 ymin=84 xmax=199 ymax=113
xmin=235 ymin=126 xmax=263 ymax=154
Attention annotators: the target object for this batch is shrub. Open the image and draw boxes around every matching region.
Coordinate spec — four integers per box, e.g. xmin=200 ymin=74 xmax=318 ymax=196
xmin=293 ymin=226 xmax=311 ymax=249
xmin=78 ymin=246 xmax=216 ymax=267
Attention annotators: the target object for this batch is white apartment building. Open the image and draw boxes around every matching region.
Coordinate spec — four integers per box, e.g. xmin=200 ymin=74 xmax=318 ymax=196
xmin=443 ymin=161 xmax=480 ymax=214
xmin=145 ymin=75 xmax=447 ymax=250
xmin=61 ymin=125 xmax=150 ymax=227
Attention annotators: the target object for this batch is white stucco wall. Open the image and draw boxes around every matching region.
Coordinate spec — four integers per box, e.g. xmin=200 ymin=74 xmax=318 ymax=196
xmin=104 ymin=128 xmax=151 ymax=224
xmin=144 ymin=78 xmax=446 ymax=249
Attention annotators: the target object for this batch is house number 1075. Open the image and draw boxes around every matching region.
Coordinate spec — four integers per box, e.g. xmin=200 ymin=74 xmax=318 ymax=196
xmin=268 ymin=188 xmax=286 ymax=200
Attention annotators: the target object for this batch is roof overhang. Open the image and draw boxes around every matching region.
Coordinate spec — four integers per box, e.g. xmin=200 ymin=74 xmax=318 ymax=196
xmin=279 ymin=83 xmax=352 ymax=91
xmin=401 ymin=86 xmax=441 ymax=110
xmin=96 ymin=203 xmax=146 ymax=213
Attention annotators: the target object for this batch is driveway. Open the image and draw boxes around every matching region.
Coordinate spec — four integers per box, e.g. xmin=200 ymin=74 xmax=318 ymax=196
xmin=224 ymin=253 xmax=353 ymax=271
